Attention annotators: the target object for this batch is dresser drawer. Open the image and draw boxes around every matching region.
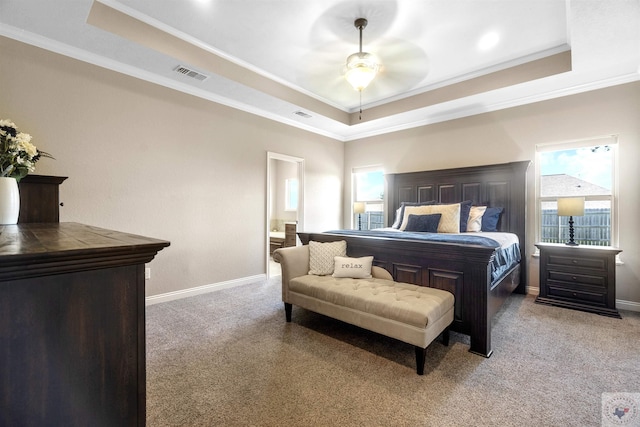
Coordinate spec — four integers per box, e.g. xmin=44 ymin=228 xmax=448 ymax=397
xmin=547 ymin=283 xmax=607 ymax=306
xmin=547 ymin=270 xmax=606 ymax=287
xmin=547 ymin=254 xmax=606 ymax=271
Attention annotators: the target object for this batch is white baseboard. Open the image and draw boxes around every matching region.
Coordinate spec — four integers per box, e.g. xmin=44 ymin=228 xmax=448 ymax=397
xmin=526 ymin=286 xmax=540 ymax=296
xmin=146 ymin=277 xmax=640 ymax=313
xmin=145 ymin=274 xmax=267 ymax=306
xmin=524 ymin=286 xmax=640 ymax=313
xmin=616 ymin=299 xmax=640 ymax=313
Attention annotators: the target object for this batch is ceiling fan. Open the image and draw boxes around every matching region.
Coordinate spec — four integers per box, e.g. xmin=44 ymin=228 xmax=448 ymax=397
xmin=300 ymin=16 xmax=429 ymax=114
xmin=344 ymin=18 xmax=379 ymax=91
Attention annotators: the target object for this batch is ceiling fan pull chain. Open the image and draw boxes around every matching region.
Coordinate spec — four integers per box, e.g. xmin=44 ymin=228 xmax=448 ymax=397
xmin=359 ymin=91 xmax=363 ymax=120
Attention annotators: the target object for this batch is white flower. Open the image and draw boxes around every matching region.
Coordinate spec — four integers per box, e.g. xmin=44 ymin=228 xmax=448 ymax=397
xmin=0 ymin=119 xmax=16 ymax=128
xmin=16 ymin=132 xmax=32 ymax=143
xmin=1 ymin=119 xmax=53 ymax=180
xmin=19 ymin=139 xmax=37 ymax=157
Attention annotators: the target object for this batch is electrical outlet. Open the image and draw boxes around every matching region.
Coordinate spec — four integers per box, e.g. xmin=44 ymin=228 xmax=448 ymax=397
xmin=145 ymin=267 xmax=151 ymax=280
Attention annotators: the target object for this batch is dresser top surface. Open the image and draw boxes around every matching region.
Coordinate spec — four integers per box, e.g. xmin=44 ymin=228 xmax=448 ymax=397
xmin=0 ymin=222 xmax=169 ymax=257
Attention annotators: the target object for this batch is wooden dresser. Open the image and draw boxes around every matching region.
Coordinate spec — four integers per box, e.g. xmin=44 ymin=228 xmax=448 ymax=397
xmin=0 ymin=223 xmax=170 ymax=426
xmin=535 ymin=243 xmax=622 ymax=318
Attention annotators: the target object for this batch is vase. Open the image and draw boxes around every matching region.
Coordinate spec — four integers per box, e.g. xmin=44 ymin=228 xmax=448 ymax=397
xmin=0 ymin=177 xmax=20 ymax=225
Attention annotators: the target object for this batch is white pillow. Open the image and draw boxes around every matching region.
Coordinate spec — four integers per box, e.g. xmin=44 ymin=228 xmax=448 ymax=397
xmin=399 ymin=203 xmax=461 ymax=233
xmin=332 ymin=256 xmax=374 ymax=279
xmin=391 ymin=207 xmax=403 ymax=228
xmin=467 ymin=206 xmax=487 ymax=232
xmin=308 ymin=240 xmax=347 ymax=276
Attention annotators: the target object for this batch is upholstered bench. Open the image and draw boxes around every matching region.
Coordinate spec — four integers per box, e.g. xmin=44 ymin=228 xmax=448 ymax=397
xmin=273 ymin=242 xmax=454 ymax=375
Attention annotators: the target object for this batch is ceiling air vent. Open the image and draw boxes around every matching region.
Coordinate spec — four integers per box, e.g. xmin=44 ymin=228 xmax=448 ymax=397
xmin=294 ymin=111 xmax=312 ymax=118
xmin=174 ymin=65 xmax=209 ymax=82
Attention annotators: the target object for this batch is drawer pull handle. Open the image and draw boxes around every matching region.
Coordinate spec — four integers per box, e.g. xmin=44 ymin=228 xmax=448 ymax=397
xmin=572 ymin=292 xmax=577 ymax=297
xmin=572 ymin=276 xmax=577 ymax=281
xmin=572 ymin=260 xmax=578 ymax=264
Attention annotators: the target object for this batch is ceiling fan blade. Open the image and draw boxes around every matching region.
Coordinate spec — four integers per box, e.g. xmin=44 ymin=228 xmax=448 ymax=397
xmin=297 ymin=32 xmax=430 ymax=109
xmin=372 ymin=38 xmax=430 ymax=92
xmin=298 ymin=42 xmax=349 ymax=83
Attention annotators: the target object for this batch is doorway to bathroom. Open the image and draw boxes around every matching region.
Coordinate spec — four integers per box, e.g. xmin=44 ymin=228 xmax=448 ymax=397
xmin=266 ymin=152 xmax=304 ymax=278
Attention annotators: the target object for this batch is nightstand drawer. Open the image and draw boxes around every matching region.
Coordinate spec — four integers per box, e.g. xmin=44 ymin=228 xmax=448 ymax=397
xmin=547 ymin=283 xmax=607 ymax=306
xmin=547 ymin=254 xmax=606 ymax=271
xmin=547 ymin=271 xmax=606 ymax=287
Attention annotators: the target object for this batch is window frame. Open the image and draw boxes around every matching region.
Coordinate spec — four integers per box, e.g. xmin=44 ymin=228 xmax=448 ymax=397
xmin=535 ymin=135 xmax=619 ymax=251
xmin=352 ymin=166 xmax=385 ymax=230
xmin=284 ymin=178 xmax=298 ymax=212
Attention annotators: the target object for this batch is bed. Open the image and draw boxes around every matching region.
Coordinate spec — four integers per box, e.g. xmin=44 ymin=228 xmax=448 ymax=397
xmin=297 ymin=160 xmax=530 ymax=357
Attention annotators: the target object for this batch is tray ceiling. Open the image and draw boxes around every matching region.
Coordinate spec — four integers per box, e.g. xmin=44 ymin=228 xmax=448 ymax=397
xmin=1 ymin=0 xmax=638 ymax=140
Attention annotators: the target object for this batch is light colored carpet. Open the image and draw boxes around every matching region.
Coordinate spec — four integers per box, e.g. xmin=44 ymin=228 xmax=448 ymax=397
xmin=146 ymin=276 xmax=640 ymax=426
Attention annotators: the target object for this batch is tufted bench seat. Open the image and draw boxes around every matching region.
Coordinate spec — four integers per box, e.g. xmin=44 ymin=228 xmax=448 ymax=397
xmin=274 ymin=244 xmax=454 ymax=375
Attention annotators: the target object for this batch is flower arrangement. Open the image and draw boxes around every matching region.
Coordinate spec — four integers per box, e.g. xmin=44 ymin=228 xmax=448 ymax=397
xmin=0 ymin=119 xmax=53 ymax=182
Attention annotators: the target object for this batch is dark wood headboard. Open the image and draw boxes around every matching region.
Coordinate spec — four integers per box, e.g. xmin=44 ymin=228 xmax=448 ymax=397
xmin=386 ymin=160 xmax=531 ymax=279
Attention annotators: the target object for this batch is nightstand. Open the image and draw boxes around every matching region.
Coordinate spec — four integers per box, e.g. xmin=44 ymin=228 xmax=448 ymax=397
xmin=535 ymin=243 xmax=622 ymax=318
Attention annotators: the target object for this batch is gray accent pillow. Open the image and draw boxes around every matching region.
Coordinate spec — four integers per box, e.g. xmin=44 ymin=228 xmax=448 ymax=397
xmin=308 ymin=240 xmax=347 ymax=275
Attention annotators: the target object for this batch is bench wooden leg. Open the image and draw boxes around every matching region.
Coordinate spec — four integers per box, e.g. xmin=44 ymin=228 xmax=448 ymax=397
xmin=442 ymin=327 xmax=450 ymax=346
xmin=284 ymin=303 xmax=292 ymax=322
xmin=415 ymin=346 xmax=426 ymax=375
xmin=416 ymin=326 xmax=450 ymax=375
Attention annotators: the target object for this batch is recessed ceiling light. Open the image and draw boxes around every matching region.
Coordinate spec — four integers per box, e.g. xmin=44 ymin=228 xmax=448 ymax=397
xmin=478 ymin=31 xmax=500 ymax=51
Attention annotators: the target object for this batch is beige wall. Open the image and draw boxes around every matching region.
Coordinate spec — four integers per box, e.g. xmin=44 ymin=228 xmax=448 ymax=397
xmin=0 ymin=37 xmax=343 ymax=298
xmin=2 ymin=34 xmax=638 ymax=307
xmin=344 ymin=82 xmax=640 ymax=306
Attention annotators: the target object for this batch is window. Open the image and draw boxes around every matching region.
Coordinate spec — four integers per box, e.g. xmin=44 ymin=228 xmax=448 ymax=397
xmin=537 ymin=136 xmax=617 ymax=247
xmin=352 ymin=167 xmax=384 ymax=230
xmin=285 ymin=178 xmax=298 ymax=211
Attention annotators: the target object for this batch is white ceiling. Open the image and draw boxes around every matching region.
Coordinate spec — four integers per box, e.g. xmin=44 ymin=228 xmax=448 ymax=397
xmin=1 ymin=0 xmax=639 ymax=141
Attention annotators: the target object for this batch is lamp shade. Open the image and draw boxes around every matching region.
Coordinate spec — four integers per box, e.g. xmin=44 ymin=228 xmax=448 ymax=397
xmin=345 ymin=52 xmax=378 ymax=91
xmin=353 ymin=202 xmax=366 ymax=214
xmin=557 ymin=197 xmax=585 ymax=217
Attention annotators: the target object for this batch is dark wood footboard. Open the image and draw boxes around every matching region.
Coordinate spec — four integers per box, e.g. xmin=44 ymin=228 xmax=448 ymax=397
xmin=298 ymin=231 xmax=509 ymax=357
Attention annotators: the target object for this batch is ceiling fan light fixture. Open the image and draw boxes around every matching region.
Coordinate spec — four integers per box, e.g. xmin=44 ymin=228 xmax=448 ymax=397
xmin=345 ymin=18 xmax=379 ymax=92
xmin=345 ymin=52 xmax=379 ymax=91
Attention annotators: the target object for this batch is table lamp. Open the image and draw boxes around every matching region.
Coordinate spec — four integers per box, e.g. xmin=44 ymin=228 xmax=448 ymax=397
xmin=557 ymin=197 xmax=585 ymax=246
xmin=353 ymin=202 xmax=366 ymax=230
